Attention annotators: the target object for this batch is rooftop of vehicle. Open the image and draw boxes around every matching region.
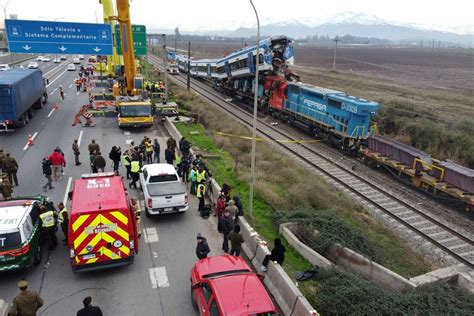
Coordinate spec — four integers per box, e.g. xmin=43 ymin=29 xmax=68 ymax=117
xmin=71 ymin=175 xmax=129 ymax=215
xmin=0 ymin=68 xmax=39 ymax=85
xmin=0 ymin=200 xmax=33 ymax=232
xmin=143 ymin=163 xmax=177 ymax=176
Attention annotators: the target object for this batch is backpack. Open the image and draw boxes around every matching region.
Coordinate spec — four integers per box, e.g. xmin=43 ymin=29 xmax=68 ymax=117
xmin=200 ymin=204 xmax=211 ymax=219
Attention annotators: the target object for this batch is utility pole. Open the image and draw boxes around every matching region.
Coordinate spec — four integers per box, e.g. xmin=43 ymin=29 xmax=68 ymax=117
xmin=174 ymin=37 xmax=177 ymax=55
xmin=332 ymin=35 xmax=339 ymax=71
xmin=187 ymin=41 xmax=191 ymax=91
xmin=162 ymin=34 xmax=168 ymax=104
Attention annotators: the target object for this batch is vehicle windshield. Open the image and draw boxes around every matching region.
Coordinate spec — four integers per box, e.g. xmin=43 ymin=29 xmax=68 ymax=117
xmin=149 ymin=174 xmax=178 ymax=183
xmin=0 ymin=231 xmax=22 ymax=251
xmin=120 ymin=105 xmax=151 ymax=117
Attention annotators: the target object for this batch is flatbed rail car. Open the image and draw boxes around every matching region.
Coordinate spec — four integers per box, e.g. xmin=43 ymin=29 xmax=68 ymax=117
xmin=362 ymin=136 xmax=474 ymax=211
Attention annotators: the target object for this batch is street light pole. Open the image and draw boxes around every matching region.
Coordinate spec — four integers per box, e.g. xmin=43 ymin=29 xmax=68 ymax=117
xmin=332 ymin=35 xmax=339 ymax=71
xmin=249 ymin=0 xmax=259 ymax=219
xmin=187 ymin=41 xmax=191 ymax=91
xmin=161 ymin=34 xmax=168 ymax=104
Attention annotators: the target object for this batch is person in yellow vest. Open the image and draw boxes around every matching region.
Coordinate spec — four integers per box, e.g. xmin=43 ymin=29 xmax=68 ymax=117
xmin=122 ymin=150 xmax=132 ymax=180
xmin=197 ymin=182 xmax=206 ymax=215
xmin=39 ymin=206 xmax=57 ymax=251
xmin=129 ymin=158 xmax=141 ymax=189
xmin=145 ymin=140 xmax=154 ymax=164
xmin=57 ymin=202 xmax=69 ymax=245
xmin=196 ymin=165 xmax=207 ymax=185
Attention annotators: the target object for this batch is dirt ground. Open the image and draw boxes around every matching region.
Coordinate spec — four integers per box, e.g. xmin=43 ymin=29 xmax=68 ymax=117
xmin=173 ymin=41 xmax=474 ymax=93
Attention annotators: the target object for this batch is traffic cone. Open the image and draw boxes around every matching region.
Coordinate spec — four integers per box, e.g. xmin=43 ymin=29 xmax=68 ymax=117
xmin=28 ymin=134 xmax=34 ymax=146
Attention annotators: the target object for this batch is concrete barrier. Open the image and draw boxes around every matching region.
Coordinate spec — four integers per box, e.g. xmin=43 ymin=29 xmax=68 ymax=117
xmin=166 ymin=117 xmax=319 ymax=315
xmin=457 ymin=271 xmax=474 ymax=293
xmin=280 ymin=223 xmax=333 ymax=269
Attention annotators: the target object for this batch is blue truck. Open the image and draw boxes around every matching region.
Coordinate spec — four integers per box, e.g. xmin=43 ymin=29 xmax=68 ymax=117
xmin=0 ymin=69 xmax=48 ymax=131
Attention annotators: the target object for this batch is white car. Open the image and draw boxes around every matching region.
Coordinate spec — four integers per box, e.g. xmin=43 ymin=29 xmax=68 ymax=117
xmin=139 ymin=163 xmax=189 ymax=216
xmin=36 ymin=56 xmax=44 ymax=61
xmin=53 ymin=58 xmax=61 ymax=63
xmin=27 ymin=62 xmax=39 ymax=69
xmin=60 ymin=55 xmax=67 ymax=61
xmin=67 ymin=63 xmax=76 ymax=71
xmin=78 ymin=55 xmax=85 ymax=60
xmin=0 ymin=64 xmax=10 ymax=71
xmin=73 ymin=58 xmax=81 ymax=64
xmin=42 ymin=57 xmax=51 ymax=62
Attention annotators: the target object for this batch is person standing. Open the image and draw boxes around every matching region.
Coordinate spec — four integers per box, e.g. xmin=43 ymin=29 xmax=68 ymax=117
xmin=129 ymin=158 xmax=141 ymax=189
xmin=153 ymin=139 xmax=160 ymax=163
xmin=233 ymin=195 xmax=244 ymax=220
xmin=57 ymin=202 xmax=69 ymax=245
xmin=108 ymin=146 xmax=121 ymax=172
xmin=72 ymin=139 xmax=81 ymax=166
xmin=196 ymin=233 xmax=210 ymax=260
xmin=39 ymin=206 xmax=57 ymax=251
xmin=145 ymin=139 xmax=153 ymax=164
xmin=0 ymin=147 xmax=7 ymax=173
xmin=121 ymin=150 xmax=132 ymax=179
xmin=189 ymin=165 xmax=197 ymax=195
xmin=8 ymin=280 xmax=43 ymax=316
xmin=219 ymin=210 xmax=234 ymax=253
xmin=260 ymin=238 xmax=286 ymax=272
xmin=93 ymin=152 xmax=106 ymax=173
xmin=48 ymin=149 xmax=66 ymax=181
xmin=0 ymin=176 xmax=13 ymax=200
xmin=228 ymin=225 xmax=244 ymax=256
xmin=224 ymin=200 xmax=238 ymax=221
xmin=88 ymin=139 xmax=100 ymax=156
xmin=2 ymin=152 xmax=19 ymax=186
xmin=76 ymin=296 xmax=103 ymax=316
xmin=41 ymin=157 xmax=54 ymax=192
xmin=196 ymin=182 xmax=205 ymax=215
xmin=164 ymin=145 xmax=175 ymax=165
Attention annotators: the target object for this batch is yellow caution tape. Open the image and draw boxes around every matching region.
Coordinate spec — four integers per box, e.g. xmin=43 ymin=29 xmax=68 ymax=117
xmin=213 ymin=131 xmax=324 ymax=143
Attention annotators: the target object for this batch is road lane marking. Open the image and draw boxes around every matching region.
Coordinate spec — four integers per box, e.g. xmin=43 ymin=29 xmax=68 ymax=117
xmin=47 ymin=108 xmax=55 ymax=118
xmin=49 ymin=88 xmax=57 ymax=95
xmin=22 ymin=132 xmax=38 ymax=150
xmin=149 ymin=267 xmax=169 ymax=288
xmin=63 ymin=177 xmax=72 ymax=205
xmin=46 ymin=69 xmax=68 ymax=88
xmin=124 ymin=131 xmax=131 ymax=136
xmin=143 ymin=227 xmax=159 ymax=243
xmin=77 ymin=130 xmax=84 ymax=146
xmin=69 ymin=83 xmax=73 ymax=89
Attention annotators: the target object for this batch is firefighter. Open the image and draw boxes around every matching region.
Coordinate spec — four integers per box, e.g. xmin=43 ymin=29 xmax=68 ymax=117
xmin=0 ymin=176 xmax=13 ymax=200
xmin=75 ymin=78 xmax=81 ymax=92
xmin=129 ymin=158 xmax=141 ymax=189
xmin=197 ymin=181 xmax=206 ymax=215
xmin=57 ymin=202 xmax=69 ymax=245
xmin=39 ymin=206 xmax=57 ymax=251
xmin=59 ymin=85 xmax=65 ymax=101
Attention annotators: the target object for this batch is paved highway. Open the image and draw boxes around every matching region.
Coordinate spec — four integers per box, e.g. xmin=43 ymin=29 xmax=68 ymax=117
xmin=0 ymin=57 xmax=225 ymax=315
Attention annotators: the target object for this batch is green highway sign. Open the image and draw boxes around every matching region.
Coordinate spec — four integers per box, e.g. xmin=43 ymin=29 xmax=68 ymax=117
xmin=115 ymin=24 xmax=147 ymax=56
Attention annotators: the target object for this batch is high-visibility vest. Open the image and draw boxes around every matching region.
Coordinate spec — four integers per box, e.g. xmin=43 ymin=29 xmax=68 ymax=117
xmin=131 ymin=161 xmax=140 ymax=173
xmin=145 ymin=142 xmax=153 ymax=153
xmin=197 ymin=184 xmax=205 ymax=198
xmin=122 ymin=154 xmax=131 ymax=166
xmin=176 ymin=155 xmax=182 ymax=165
xmin=196 ymin=170 xmax=206 ymax=184
xmin=40 ymin=211 xmax=55 ymax=228
xmin=58 ymin=207 xmax=69 ymax=223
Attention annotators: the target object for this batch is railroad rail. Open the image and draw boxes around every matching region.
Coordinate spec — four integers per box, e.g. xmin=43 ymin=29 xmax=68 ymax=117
xmin=148 ymin=54 xmax=474 ymax=268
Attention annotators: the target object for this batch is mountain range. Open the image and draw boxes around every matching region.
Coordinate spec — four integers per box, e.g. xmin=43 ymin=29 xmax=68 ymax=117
xmin=149 ymin=12 xmax=473 ymax=46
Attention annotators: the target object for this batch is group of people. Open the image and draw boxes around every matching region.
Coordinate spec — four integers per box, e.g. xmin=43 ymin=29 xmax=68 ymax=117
xmin=8 ymin=280 xmax=102 ymax=316
xmin=0 ymin=146 xmax=18 ymax=200
xmin=144 ymin=80 xmax=165 ymax=93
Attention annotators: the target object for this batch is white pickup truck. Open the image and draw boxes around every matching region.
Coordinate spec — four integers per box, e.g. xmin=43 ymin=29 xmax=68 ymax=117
xmin=139 ymin=163 xmax=189 ymax=216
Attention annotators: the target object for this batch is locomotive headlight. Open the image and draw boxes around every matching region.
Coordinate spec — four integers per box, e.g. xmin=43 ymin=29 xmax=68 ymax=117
xmin=113 ymin=240 xmax=123 ymax=248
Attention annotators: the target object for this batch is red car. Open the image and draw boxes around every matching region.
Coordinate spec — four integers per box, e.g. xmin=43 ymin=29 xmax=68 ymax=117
xmin=190 ymin=255 xmax=277 ymax=315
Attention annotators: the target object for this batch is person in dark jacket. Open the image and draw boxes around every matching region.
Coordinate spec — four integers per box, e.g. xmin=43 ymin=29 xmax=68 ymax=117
xmin=42 ymin=157 xmax=54 ymax=192
xmin=261 ymin=238 xmax=286 ymax=272
xmin=3 ymin=152 xmax=19 ymax=186
xmin=228 ymin=225 xmax=244 ymax=256
xmin=219 ymin=210 xmax=234 ymax=253
xmin=93 ymin=152 xmax=106 ymax=173
xmin=153 ymin=139 xmax=160 ymax=163
xmin=109 ymin=146 xmax=122 ymax=171
xmin=164 ymin=145 xmax=175 ymax=165
xmin=9 ymin=280 xmax=43 ymax=316
xmin=76 ymin=296 xmax=103 ymax=316
xmin=233 ymin=194 xmax=243 ymax=220
xmin=179 ymin=137 xmax=191 ymax=157
xmin=196 ymin=233 xmax=210 ymax=259
xmin=72 ymin=139 xmax=81 ymax=166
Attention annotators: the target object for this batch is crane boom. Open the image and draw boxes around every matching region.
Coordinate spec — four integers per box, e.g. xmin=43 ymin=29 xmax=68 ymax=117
xmin=116 ymin=0 xmax=137 ymax=94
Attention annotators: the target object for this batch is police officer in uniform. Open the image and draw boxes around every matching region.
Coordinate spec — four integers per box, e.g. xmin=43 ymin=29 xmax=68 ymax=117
xmin=39 ymin=206 xmax=57 ymax=251
xmin=2 ymin=152 xmax=19 ymax=186
xmin=8 ymin=280 xmax=44 ymax=316
xmin=0 ymin=176 xmax=13 ymax=200
xmin=129 ymin=158 xmax=141 ymax=189
xmin=57 ymin=202 xmax=69 ymax=245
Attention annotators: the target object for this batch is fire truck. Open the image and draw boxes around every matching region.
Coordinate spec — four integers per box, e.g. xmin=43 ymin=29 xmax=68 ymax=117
xmin=68 ymin=173 xmax=139 ymax=272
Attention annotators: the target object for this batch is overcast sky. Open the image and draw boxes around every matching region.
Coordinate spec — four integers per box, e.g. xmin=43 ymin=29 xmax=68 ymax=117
xmin=2 ymin=0 xmax=473 ymax=33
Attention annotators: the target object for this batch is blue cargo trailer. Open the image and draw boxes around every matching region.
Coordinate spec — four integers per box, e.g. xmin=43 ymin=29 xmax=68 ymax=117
xmin=0 ymin=69 xmax=48 ymax=130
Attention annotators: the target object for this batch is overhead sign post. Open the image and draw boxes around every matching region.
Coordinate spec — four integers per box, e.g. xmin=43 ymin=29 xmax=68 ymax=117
xmin=115 ymin=24 xmax=147 ymax=56
xmin=5 ymin=19 xmax=113 ymax=55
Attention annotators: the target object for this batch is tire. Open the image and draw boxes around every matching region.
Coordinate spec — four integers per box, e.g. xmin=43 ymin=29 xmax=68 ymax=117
xmin=145 ymin=206 xmax=151 ymax=218
xmin=190 ymin=287 xmax=198 ymax=311
xmin=24 ymin=113 xmax=29 ymax=124
xmin=33 ymin=244 xmax=42 ymax=266
xmin=27 ymin=108 xmax=34 ymax=119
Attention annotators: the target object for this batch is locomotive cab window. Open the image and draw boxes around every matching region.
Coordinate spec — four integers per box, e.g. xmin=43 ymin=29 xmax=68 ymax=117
xmin=328 ymin=99 xmax=342 ymax=109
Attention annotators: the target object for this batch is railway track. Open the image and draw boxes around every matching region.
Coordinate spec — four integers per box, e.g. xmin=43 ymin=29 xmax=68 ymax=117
xmin=148 ymin=54 xmax=474 ymax=268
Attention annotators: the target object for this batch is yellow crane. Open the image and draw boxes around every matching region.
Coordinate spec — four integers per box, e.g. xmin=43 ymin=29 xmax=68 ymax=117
xmin=99 ymin=0 xmax=122 ymax=75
